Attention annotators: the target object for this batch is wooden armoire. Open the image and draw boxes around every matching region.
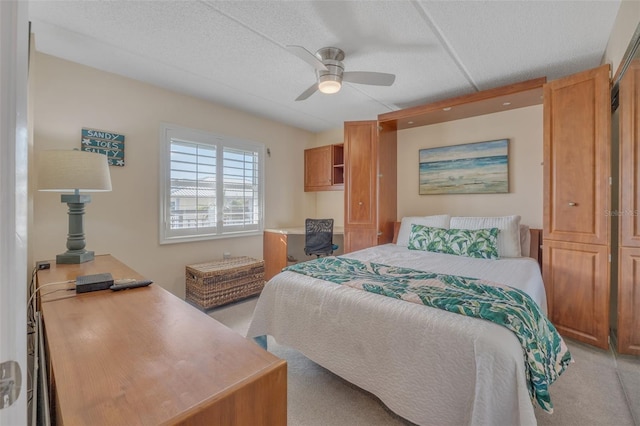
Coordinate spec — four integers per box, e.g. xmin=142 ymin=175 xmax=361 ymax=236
xmin=343 ymin=120 xmax=397 ymax=253
xmin=543 ymin=64 xmax=612 ymax=350
xmin=618 ymin=58 xmax=640 ymax=356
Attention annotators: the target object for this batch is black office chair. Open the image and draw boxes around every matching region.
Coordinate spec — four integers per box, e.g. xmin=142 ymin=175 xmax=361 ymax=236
xmin=304 ymin=218 xmax=338 ymax=258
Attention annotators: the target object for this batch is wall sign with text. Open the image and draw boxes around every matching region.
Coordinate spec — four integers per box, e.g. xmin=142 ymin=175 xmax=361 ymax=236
xmin=81 ymin=128 xmax=125 ymax=166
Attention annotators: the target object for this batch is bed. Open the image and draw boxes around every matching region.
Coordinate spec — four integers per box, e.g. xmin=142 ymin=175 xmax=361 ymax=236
xmin=247 ymin=215 xmax=570 ymax=426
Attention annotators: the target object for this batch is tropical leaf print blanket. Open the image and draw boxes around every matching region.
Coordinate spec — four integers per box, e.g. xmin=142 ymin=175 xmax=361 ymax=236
xmin=284 ymin=256 xmax=572 ymax=413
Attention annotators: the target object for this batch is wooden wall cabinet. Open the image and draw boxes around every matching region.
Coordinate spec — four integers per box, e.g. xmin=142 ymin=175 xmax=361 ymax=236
xmin=304 ymin=144 xmax=344 ymax=191
xmin=543 ymin=64 xmax=611 ymax=349
xmin=343 ymin=120 xmax=396 ymax=253
xmin=617 ymin=58 xmax=640 ymax=355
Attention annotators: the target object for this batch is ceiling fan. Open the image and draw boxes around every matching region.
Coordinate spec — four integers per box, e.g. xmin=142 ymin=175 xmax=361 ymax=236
xmin=287 ymin=45 xmax=396 ymax=101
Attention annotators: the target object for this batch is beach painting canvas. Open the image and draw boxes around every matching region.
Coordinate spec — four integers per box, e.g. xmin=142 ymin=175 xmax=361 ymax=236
xmin=419 ymin=139 xmax=509 ymax=194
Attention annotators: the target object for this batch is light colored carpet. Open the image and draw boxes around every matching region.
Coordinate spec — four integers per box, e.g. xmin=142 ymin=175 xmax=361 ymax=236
xmin=209 ymin=296 xmax=639 ymax=426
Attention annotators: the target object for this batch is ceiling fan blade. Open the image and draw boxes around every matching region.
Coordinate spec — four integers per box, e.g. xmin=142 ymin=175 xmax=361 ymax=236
xmin=286 ymin=45 xmax=328 ymax=72
xmin=295 ymin=83 xmax=319 ymax=101
xmin=343 ymin=71 xmax=396 ymax=86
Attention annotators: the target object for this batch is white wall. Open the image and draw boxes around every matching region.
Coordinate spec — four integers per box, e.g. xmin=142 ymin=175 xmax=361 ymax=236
xmin=32 ymin=53 xmax=315 ymax=298
xmin=398 ymin=105 xmax=543 ymax=228
xmin=0 ymin=1 xmax=28 ymax=424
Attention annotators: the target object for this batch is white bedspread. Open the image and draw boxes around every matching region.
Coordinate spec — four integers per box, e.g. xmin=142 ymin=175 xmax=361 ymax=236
xmin=247 ymin=244 xmax=548 ymax=426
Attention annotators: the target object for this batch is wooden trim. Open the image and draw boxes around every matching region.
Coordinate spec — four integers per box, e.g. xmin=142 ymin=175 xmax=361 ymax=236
xmin=378 ymin=77 xmax=546 ymax=130
xmin=392 ymin=221 xmax=401 ymax=244
xmin=529 ymin=228 xmax=542 ymax=270
xmin=377 ymin=125 xmax=397 ymax=245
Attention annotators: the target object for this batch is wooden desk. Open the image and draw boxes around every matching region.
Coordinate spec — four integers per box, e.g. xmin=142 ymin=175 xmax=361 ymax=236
xmin=263 ymin=227 xmax=344 ymax=281
xmin=37 ymin=254 xmax=286 ymax=425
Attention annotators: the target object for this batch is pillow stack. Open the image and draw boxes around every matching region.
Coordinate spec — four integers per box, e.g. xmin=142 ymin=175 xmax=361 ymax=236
xmin=450 ymin=215 xmax=522 ymax=258
xmin=398 ymin=214 xmax=523 ymax=259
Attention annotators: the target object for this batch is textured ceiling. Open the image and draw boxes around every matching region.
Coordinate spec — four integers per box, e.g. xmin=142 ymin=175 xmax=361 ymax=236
xmin=28 ymin=0 xmax=621 ymax=133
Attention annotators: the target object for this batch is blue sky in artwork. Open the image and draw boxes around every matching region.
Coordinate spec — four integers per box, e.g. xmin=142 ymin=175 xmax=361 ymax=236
xmin=419 ymin=139 xmax=508 ymax=164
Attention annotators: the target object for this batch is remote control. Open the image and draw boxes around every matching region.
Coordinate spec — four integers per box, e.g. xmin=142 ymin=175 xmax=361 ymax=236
xmin=110 ymin=280 xmax=153 ymax=291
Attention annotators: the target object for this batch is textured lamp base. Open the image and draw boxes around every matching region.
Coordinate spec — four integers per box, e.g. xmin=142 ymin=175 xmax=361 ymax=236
xmin=56 ymin=250 xmax=95 ymax=264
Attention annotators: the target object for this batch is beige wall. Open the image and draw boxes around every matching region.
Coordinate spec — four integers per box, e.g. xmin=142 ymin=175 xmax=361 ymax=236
xmin=312 ymin=106 xmax=543 ymax=229
xmin=603 ymin=1 xmax=640 ymax=76
xmin=311 ymin=127 xmax=345 ymax=226
xmin=32 ymin=53 xmax=315 ymax=297
xmin=398 ymin=105 xmax=543 ymax=228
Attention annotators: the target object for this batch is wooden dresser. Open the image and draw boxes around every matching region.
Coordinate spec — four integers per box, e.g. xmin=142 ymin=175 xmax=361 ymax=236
xmin=37 ymin=254 xmax=286 ymax=425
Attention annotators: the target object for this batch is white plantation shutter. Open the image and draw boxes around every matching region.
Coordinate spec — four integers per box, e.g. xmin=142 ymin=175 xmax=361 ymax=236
xmin=160 ymin=124 xmax=264 ymax=243
xmin=169 ymin=141 xmax=217 ymax=233
xmin=222 ymin=147 xmax=260 ymax=232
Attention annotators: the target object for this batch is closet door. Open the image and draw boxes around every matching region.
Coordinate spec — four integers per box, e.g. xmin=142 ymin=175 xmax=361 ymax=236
xmin=543 ymin=241 xmax=609 ymax=347
xmin=543 ymin=65 xmax=610 ymax=245
xmin=618 ymin=248 xmax=640 ymax=354
xmin=618 ymin=58 xmax=640 ymax=355
xmin=344 ymin=121 xmax=378 ymax=252
xmin=543 ymin=64 xmax=611 ymax=349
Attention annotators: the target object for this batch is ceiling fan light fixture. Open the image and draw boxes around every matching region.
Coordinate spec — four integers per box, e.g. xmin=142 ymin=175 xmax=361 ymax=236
xmin=318 ymin=79 xmax=342 ymax=94
xmin=318 ymin=74 xmax=342 ymax=95
xmin=289 ymin=45 xmax=394 ymax=101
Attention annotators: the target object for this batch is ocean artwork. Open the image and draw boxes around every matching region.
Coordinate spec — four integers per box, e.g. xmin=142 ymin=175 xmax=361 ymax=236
xmin=419 ymin=139 xmax=509 ymax=194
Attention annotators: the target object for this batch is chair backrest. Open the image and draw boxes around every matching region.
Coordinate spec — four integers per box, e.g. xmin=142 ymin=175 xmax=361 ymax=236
xmin=304 ymin=218 xmax=334 ymax=256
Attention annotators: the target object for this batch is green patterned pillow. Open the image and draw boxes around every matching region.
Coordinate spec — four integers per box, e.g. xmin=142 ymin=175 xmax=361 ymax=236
xmin=407 ymin=225 xmax=500 ymax=260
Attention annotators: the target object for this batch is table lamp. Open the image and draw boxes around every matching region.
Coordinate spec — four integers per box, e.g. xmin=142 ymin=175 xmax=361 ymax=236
xmin=37 ymin=149 xmax=112 ymax=264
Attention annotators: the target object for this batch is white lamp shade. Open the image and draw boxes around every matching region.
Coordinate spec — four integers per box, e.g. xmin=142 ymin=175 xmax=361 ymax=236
xmin=37 ymin=149 xmax=112 ymax=192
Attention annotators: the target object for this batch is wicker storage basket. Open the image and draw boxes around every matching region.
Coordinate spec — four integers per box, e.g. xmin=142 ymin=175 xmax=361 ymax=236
xmin=185 ymin=256 xmax=265 ymax=310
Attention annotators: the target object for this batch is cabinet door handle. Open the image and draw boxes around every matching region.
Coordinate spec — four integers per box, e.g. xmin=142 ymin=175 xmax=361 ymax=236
xmin=568 ymin=202 xmax=577 ymax=206
xmin=358 ymin=201 xmax=363 ymax=206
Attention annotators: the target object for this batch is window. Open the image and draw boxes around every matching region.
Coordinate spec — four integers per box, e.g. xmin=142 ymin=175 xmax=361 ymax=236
xmin=159 ymin=123 xmax=264 ymax=244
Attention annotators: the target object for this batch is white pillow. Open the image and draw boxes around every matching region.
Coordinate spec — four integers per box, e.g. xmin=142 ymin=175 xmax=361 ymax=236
xmin=520 ymin=224 xmax=531 ymax=257
xmin=450 ymin=215 xmax=522 ymax=257
xmin=396 ymin=215 xmax=450 ymax=247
